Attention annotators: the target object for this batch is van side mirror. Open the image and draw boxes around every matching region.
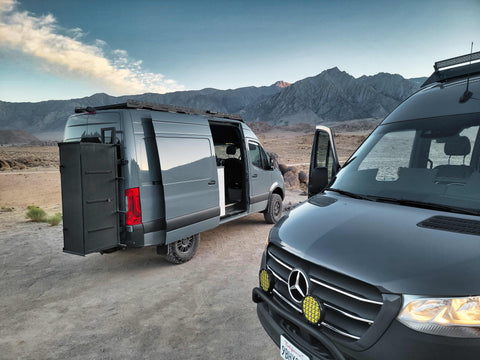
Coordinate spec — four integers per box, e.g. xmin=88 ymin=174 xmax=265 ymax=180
xmin=269 ymin=157 xmax=275 ymax=170
xmin=308 ymin=167 xmax=329 ymax=197
xmin=308 ymin=126 xmax=339 ymax=197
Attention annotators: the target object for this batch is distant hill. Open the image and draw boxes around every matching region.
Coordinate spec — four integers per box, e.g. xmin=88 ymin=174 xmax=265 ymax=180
xmin=0 ymin=130 xmax=40 ymax=145
xmin=0 ymin=71 xmax=426 ymax=136
xmin=243 ymin=68 xmax=425 ymax=126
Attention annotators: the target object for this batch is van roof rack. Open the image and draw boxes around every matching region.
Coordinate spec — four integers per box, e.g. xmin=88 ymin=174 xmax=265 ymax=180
xmin=74 ymin=100 xmax=244 ymax=122
xmin=422 ymin=51 xmax=480 ymax=87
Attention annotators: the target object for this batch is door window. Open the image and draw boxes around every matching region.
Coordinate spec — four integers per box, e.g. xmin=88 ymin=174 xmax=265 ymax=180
xmin=314 ymin=131 xmax=336 ymax=180
xmin=249 ymin=142 xmax=269 ymax=170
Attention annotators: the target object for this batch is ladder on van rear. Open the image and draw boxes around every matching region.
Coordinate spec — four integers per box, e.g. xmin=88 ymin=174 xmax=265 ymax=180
xmin=59 ymin=142 xmax=121 ymax=255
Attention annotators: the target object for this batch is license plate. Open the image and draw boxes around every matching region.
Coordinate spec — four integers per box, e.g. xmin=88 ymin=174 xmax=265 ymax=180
xmin=280 ymin=335 xmax=310 ymax=360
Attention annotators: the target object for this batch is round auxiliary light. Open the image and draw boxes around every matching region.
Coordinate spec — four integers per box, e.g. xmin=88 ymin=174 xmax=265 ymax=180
xmin=303 ymin=295 xmax=325 ymax=325
xmin=259 ymin=269 xmax=275 ymax=293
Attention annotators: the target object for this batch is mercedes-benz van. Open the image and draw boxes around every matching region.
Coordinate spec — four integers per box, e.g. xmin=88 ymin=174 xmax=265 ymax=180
xmin=253 ymin=52 xmax=480 ymax=359
xmin=58 ymin=101 xmax=284 ymax=263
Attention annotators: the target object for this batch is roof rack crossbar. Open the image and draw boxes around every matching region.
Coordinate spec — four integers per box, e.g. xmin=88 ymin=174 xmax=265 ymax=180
xmin=74 ymin=100 xmax=243 ymax=121
xmin=422 ymin=51 xmax=480 ymax=87
xmin=434 ymin=51 xmax=480 ymax=71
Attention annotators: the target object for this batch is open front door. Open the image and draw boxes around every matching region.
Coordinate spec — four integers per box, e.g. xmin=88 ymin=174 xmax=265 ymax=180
xmin=308 ymin=126 xmax=340 ymax=197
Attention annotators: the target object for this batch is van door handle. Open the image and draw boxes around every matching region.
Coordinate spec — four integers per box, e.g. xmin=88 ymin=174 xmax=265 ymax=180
xmin=252 ymin=174 xmax=258 ymax=178
xmin=208 ymin=180 xmax=216 ymax=185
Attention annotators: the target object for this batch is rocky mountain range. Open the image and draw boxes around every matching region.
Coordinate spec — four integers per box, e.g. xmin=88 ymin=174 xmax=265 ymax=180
xmin=0 ymin=69 xmax=425 ymax=137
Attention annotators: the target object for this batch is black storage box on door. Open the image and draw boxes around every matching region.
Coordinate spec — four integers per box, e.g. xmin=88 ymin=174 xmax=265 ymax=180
xmin=58 ymin=142 xmax=120 ymax=255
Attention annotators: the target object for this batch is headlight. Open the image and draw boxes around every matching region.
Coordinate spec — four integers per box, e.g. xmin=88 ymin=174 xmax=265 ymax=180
xmin=398 ymin=295 xmax=480 ymax=338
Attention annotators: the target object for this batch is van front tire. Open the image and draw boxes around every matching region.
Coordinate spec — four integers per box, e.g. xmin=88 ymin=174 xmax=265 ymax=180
xmin=165 ymin=234 xmax=200 ymax=264
xmin=264 ymin=193 xmax=283 ymax=224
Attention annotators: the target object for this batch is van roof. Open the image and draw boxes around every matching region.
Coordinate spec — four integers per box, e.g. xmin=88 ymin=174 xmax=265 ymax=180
xmin=74 ymin=100 xmax=244 ymax=122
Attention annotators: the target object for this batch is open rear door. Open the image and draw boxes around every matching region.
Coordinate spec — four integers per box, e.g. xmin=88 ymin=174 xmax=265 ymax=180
xmin=308 ymin=126 xmax=340 ymax=197
xmin=59 ymin=142 xmax=120 ymax=255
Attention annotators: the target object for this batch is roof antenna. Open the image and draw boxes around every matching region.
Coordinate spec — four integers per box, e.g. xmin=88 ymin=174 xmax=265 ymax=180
xmin=459 ymin=42 xmax=474 ymax=103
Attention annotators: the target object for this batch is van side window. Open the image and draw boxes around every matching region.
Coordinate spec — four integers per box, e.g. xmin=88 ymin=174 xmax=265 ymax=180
xmin=358 ymin=130 xmax=415 ymax=181
xmin=156 ymin=137 xmax=212 ymax=183
xmin=249 ymin=142 xmax=269 ymax=170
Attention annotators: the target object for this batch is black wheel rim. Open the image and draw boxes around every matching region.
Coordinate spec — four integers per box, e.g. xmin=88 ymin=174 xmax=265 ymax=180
xmin=273 ymin=199 xmax=281 ymax=217
xmin=176 ymin=236 xmax=194 ymax=253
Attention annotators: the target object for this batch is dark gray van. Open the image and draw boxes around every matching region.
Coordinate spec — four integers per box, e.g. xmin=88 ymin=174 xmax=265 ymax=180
xmin=59 ymin=101 xmax=284 ymax=263
xmin=253 ymin=52 xmax=480 ymax=359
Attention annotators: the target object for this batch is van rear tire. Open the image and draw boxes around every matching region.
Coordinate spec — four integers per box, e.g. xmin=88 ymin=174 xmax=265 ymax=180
xmin=165 ymin=234 xmax=200 ymax=264
xmin=264 ymin=193 xmax=283 ymax=224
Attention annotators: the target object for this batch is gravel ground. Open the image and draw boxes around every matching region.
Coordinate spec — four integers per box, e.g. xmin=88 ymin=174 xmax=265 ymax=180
xmin=0 ymin=190 xmax=306 ymax=360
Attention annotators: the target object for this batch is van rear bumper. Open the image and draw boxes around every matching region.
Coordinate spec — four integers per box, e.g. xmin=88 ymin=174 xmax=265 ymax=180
xmin=253 ymin=287 xmax=480 ymax=360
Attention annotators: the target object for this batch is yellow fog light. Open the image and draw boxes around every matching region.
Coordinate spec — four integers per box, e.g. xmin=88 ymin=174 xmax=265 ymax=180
xmin=259 ymin=269 xmax=274 ymax=293
xmin=303 ymin=295 xmax=325 ymax=325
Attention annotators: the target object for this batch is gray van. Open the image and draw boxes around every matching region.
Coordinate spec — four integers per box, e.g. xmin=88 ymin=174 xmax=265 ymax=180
xmin=58 ymin=101 xmax=284 ymax=263
xmin=253 ymin=52 xmax=480 ymax=359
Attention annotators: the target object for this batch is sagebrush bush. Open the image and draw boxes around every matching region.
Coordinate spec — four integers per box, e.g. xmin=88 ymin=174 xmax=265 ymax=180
xmin=25 ymin=207 xmax=47 ymax=222
xmin=46 ymin=213 xmax=62 ymax=226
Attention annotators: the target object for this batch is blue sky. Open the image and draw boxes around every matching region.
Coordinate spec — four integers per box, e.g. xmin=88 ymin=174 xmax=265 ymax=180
xmin=0 ymin=0 xmax=479 ymax=102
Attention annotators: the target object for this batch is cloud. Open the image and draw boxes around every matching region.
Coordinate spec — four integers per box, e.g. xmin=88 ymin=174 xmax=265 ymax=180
xmin=0 ymin=0 xmax=184 ymax=95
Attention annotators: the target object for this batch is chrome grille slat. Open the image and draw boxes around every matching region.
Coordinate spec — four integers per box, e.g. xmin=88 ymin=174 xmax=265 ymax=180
xmin=267 ymin=265 xmax=287 ymax=285
xmin=268 ymin=250 xmax=293 ymax=271
xmin=320 ymin=322 xmax=361 ymax=340
xmin=273 ymin=289 xmax=302 ymax=313
xmin=310 ymin=277 xmax=383 ymax=306
xmin=323 ymin=303 xmax=373 ymax=325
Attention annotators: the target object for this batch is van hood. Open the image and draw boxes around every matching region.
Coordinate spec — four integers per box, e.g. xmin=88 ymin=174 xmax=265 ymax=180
xmin=271 ymin=193 xmax=480 ymax=296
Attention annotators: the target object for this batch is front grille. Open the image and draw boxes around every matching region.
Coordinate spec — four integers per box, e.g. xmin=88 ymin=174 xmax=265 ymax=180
xmin=266 ymin=244 xmax=383 ymax=342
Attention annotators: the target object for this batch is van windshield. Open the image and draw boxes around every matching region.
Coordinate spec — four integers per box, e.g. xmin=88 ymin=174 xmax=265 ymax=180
xmin=63 ymin=112 xmax=121 ymax=142
xmin=330 ymin=114 xmax=480 ymax=214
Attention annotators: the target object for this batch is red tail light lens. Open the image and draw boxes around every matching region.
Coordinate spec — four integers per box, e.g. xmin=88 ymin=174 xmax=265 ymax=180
xmin=125 ymin=187 xmax=142 ymax=225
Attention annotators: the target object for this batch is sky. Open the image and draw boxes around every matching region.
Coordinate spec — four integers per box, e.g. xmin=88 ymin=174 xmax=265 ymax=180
xmin=0 ymin=0 xmax=479 ymax=103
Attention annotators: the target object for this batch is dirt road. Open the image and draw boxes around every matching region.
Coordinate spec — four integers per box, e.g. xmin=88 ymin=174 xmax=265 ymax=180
xmin=0 ymin=171 xmax=307 ymax=360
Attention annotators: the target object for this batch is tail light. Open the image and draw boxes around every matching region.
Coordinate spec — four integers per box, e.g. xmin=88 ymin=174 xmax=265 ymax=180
xmin=125 ymin=187 xmax=142 ymax=225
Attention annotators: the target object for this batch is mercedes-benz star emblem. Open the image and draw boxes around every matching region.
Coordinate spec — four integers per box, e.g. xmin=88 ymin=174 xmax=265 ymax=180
xmin=288 ymin=269 xmax=309 ymax=303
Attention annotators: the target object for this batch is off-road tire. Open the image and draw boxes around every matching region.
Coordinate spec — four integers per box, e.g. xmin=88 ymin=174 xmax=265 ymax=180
xmin=264 ymin=193 xmax=283 ymax=224
xmin=165 ymin=234 xmax=200 ymax=264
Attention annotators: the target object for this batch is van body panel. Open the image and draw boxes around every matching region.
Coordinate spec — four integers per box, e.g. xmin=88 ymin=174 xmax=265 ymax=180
xmin=272 ymin=193 xmax=480 ymax=296
xmin=152 ymin=115 xmax=220 ymax=244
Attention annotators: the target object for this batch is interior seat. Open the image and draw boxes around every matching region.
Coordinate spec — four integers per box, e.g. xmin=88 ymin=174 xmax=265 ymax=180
xmin=434 ymin=136 xmax=473 ymax=180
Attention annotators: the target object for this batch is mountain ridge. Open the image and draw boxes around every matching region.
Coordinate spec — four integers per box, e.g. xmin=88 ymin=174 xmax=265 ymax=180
xmin=0 ymin=70 xmax=426 ymax=135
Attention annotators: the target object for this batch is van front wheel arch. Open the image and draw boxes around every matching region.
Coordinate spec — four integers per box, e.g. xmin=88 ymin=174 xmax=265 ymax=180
xmin=264 ymin=193 xmax=283 ymax=224
xmin=164 ymin=234 xmax=200 ymax=264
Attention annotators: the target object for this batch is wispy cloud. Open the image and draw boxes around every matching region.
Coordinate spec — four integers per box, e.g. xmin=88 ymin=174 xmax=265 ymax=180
xmin=0 ymin=0 xmax=184 ymax=95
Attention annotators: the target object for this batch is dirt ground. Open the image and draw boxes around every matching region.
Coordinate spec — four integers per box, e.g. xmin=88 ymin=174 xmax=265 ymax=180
xmin=0 ymin=127 xmax=370 ymax=360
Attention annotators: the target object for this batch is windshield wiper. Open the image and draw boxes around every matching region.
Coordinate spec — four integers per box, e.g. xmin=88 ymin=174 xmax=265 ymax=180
xmin=325 ymin=188 xmax=374 ymax=201
xmin=369 ymin=196 xmax=480 ymax=216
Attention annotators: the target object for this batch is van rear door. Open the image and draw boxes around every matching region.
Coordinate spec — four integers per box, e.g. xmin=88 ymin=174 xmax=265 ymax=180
xmin=153 ymin=117 xmax=220 ymax=244
xmin=59 ymin=142 xmax=120 ymax=255
xmin=308 ymin=126 xmax=340 ymax=197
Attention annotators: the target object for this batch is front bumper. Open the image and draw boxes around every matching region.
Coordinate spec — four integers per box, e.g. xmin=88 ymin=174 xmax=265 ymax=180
xmin=253 ymin=287 xmax=480 ymax=360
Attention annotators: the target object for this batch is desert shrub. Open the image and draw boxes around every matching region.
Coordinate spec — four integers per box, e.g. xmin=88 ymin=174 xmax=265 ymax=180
xmin=1 ymin=206 xmax=14 ymax=212
xmin=46 ymin=213 xmax=62 ymax=226
xmin=25 ymin=206 xmax=47 ymax=222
